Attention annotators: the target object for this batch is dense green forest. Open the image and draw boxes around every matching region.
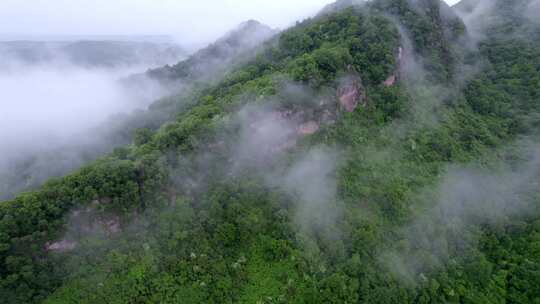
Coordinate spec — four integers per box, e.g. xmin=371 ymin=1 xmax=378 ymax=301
xmin=1 ymin=0 xmax=540 ymax=303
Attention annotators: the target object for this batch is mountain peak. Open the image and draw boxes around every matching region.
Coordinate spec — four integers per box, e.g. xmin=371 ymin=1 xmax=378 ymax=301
xmin=238 ymin=19 xmax=266 ymax=29
xmin=223 ymin=19 xmax=276 ymax=44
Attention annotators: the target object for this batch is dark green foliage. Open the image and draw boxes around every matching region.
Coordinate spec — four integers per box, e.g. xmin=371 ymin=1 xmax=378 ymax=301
xmin=371 ymin=0 xmax=464 ymax=80
xmin=134 ymin=128 xmax=154 ymax=146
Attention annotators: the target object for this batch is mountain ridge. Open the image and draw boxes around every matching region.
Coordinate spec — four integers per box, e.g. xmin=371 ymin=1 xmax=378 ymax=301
xmin=1 ymin=0 xmax=540 ymax=302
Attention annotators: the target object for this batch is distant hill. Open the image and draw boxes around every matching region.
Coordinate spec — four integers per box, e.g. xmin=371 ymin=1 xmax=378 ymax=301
xmin=0 ymin=39 xmax=187 ymax=68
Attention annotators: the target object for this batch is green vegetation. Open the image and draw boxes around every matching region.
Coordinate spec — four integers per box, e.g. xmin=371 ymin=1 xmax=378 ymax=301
xmin=1 ymin=0 xmax=540 ymax=303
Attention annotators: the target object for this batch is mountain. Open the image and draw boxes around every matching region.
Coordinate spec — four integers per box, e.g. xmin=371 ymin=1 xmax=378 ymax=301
xmin=1 ymin=0 xmax=540 ymax=303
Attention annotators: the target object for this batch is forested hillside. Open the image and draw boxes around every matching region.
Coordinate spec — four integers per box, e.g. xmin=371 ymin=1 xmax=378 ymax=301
xmin=1 ymin=0 xmax=540 ymax=303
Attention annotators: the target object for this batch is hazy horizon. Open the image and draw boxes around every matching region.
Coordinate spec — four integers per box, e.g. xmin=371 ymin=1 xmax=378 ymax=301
xmin=0 ymin=0 xmax=461 ymax=47
xmin=0 ymin=34 xmax=177 ymax=43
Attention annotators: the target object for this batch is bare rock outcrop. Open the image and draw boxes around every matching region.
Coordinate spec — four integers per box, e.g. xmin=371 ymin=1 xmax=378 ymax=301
xmin=338 ymin=75 xmax=366 ymax=112
xmin=45 ymin=239 xmax=77 ymax=252
xmin=384 ymin=74 xmax=397 ymax=87
xmin=45 ymin=202 xmax=123 ymax=254
xmin=241 ymin=107 xmax=324 ymax=156
xmin=297 ymin=121 xmax=320 ymax=135
xmin=383 ymin=47 xmax=404 ymax=87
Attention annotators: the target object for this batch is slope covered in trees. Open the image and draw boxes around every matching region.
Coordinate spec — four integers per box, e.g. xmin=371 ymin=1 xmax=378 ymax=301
xmin=1 ymin=0 xmax=540 ymax=303
xmin=144 ymin=20 xmax=277 ymax=87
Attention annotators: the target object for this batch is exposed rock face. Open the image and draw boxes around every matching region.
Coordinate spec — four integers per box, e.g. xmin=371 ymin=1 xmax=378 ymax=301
xmin=297 ymin=121 xmax=320 ymax=135
xmin=383 ymin=47 xmax=404 ymax=87
xmin=45 ymin=239 xmax=77 ymax=252
xmin=240 ymin=107 xmax=325 ymax=157
xmin=384 ymin=75 xmax=397 ymax=87
xmin=338 ymin=75 xmax=366 ymax=112
xmin=270 ymin=138 xmax=298 ymax=154
xmin=229 ymin=88 xmax=338 ymax=160
xmin=45 ymin=202 xmax=123 ymax=253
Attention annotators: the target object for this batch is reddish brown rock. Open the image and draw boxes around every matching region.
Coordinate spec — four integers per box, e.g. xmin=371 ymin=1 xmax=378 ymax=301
xmin=338 ymin=76 xmax=365 ymax=112
xmin=45 ymin=239 xmax=77 ymax=252
xmin=384 ymin=75 xmax=396 ymax=87
xmin=297 ymin=121 xmax=319 ymax=135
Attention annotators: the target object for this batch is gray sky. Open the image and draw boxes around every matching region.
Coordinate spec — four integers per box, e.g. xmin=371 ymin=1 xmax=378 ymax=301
xmin=0 ymin=0 xmax=461 ymax=45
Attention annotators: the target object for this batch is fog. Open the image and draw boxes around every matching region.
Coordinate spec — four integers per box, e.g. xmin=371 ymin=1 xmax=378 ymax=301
xmin=164 ymin=79 xmax=342 ymax=245
xmin=527 ymin=0 xmax=540 ymax=23
xmin=381 ymin=141 xmax=540 ymax=282
xmin=277 ymin=148 xmax=342 ymax=239
xmin=232 ymin=102 xmax=341 ymax=238
xmin=454 ymin=0 xmax=496 ymax=44
xmin=0 ymin=1 xmax=312 ymax=199
xmin=1 ymin=64 xmax=147 ymax=145
xmin=0 ymin=44 xmax=177 ymax=199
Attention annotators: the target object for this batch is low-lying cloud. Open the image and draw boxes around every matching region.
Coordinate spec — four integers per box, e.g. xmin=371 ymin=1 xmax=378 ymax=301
xmin=277 ymin=148 xmax=341 ymax=237
xmin=526 ymin=0 xmax=540 ymax=24
xmin=228 ymin=94 xmax=342 ymax=240
xmin=382 ymin=141 xmax=540 ymax=282
xmin=0 ymin=51 xmax=170 ymax=199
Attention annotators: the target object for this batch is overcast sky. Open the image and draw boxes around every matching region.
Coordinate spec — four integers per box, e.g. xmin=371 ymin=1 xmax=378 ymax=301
xmin=0 ymin=0 xmax=461 ymax=46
